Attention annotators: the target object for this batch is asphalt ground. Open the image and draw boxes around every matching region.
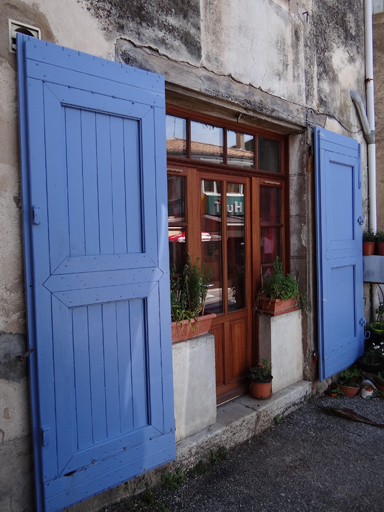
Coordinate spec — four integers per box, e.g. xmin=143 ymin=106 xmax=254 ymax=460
xmin=103 ymin=394 xmax=384 ymax=512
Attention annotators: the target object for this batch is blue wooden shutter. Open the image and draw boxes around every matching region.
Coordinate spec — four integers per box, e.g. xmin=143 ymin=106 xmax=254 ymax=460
xmin=17 ymin=35 xmax=175 ymax=512
xmin=315 ymin=127 xmax=364 ymax=381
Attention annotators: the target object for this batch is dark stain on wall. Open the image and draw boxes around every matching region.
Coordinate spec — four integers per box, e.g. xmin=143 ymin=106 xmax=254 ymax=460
xmin=0 ymin=332 xmax=28 ymax=382
xmin=85 ymin=0 xmax=202 ymax=63
xmin=310 ymin=0 xmax=364 ymax=113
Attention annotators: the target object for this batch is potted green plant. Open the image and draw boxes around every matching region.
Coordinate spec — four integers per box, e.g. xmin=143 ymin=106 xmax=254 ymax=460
xmin=249 ymin=359 xmax=273 ymax=399
xmin=363 ymin=229 xmax=376 ymax=255
xmin=338 ymin=365 xmax=362 ymax=397
xmin=328 ymin=383 xmax=344 ymax=398
xmin=170 ymin=255 xmax=215 ymax=342
xmin=255 ymin=257 xmax=305 ymax=316
xmin=376 ymin=230 xmax=384 ymax=256
xmin=357 ymin=340 xmax=384 ymax=373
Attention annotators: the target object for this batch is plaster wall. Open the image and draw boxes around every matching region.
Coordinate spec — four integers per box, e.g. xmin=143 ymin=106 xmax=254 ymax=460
xmin=374 ymin=12 xmax=384 ymax=231
xmin=172 ymin=334 xmax=216 ymax=442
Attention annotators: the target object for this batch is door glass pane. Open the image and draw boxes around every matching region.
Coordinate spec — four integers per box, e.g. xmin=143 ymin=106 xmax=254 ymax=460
xmin=168 ymin=176 xmax=186 ymax=274
xmin=260 ymin=186 xmax=281 ymax=223
xmin=201 ymin=179 xmax=223 ymax=314
xmin=166 ymin=115 xmax=187 ymax=157
xmin=258 ymin=137 xmax=281 ymax=173
xmin=227 ymin=131 xmax=254 ymax=167
xmin=227 ymin=183 xmax=246 ymax=311
xmin=168 ymin=175 xmax=185 ymax=221
xmin=191 ymin=121 xmax=223 ymax=163
xmin=168 ymin=228 xmax=186 ymax=274
xmin=261 ymin=227 xmax=281 ymax=265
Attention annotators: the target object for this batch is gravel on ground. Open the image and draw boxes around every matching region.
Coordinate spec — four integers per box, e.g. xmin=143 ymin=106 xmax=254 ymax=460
xmin=102 ymin=394 xmax=384 ymax=512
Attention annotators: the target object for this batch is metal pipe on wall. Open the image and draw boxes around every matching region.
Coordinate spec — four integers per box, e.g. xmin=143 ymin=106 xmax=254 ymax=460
xmin=365 ymin=0 xmax=379 ymax=320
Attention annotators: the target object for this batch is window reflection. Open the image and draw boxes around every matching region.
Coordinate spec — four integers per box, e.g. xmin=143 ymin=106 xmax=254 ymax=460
xmin=227 ymin=183 xmax=245 ymax=311
xmin=227 ymin=131 xmax=254 ymax=167
xmin=260 ymin=227 xmax=281 ymax=265
xmin=166 ymin=115 xmax=187 ymax=157
xmin=260 ymin=186 xmax=281 ymax=223
xmin=191 ymin=122 xmax=223 ymax=163
xmin=258 ymin=137 xmax=281 ymax=173
xmin=168 ymin=175 xmax=186 ymax=273
xmin=201 ymin=179 xmax=223 ymax=314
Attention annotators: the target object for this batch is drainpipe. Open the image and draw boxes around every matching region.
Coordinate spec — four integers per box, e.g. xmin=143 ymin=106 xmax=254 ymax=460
xmin=365 ymin=0 xmax=377 ymax=234
xmin=351 ymin=0 xmax=377 ymax=321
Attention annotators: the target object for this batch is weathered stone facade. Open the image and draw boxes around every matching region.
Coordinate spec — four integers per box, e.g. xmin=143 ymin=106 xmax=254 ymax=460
xmin=0 ymin=1 xmax=367 ymax=510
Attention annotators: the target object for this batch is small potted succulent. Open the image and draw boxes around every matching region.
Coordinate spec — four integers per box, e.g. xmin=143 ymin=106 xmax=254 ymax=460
xmin=328 ymin=383 xmax=344 ymax=398
xmin=376 ymin=230 xmax=384 ymax=256
xmin=338 ymin=365 xmax=362 ymax=397
xmin=249 ymin=359 xmax=273 ymax=399
xmin=363 ymin=229 xmax=376 ymax=255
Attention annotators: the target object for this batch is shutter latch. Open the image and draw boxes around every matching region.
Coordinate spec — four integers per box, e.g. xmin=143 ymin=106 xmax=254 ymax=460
xmin=41 ymin=428 xmax=50 ymax=446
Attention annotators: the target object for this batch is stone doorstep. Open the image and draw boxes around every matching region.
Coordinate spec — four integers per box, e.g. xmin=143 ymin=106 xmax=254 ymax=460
xmin=175 ymin=380 xmax=312 ymax=469
xmin=67 ymin=380 xmax=312 ymax=512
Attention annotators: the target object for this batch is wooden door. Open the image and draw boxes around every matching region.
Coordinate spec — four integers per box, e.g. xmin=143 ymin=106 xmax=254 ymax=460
xmin=200 ymin=173 xmax=252 ymax=404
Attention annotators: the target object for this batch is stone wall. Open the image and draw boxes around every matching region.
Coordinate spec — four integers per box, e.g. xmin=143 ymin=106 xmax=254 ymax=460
xmin=0 ymin=0 xmax=367 ymax=510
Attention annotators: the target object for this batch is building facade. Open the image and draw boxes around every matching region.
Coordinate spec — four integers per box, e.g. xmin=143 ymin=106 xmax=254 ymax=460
xmin=0 ymin=1 xmax=368 ymax=511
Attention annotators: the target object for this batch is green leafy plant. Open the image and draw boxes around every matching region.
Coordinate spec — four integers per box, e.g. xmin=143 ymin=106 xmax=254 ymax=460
xmin=331 ymin=385 xmax=345 ymax=398
xmin=210 ymin=446 xmax=229 ymax=465
xmin=186 ymin=446 xmax=229 ymax=478
xmin=339 ymin=365 xmax=362 ymax=388
xmin=275 ymin=414 xmax=282 ymax=424
xmin=255 ymin=257 xmax=307 ymax=310
xmin=161 ymin=469 xmax=184 ymax=491
xmin=250 ymin=359 xmax=272 ymax=382
xmin=376 ymin=230 xmax=384 ymax=243
xmin=376 ymin=302 xmax=384 ymax=322
xmin=170 ymin=255 xmax=212 ymax=325
xmin=363 ymin=229 xmax=376 ymax=242
xmin=361 ymin=341 xmax=384 ymax=363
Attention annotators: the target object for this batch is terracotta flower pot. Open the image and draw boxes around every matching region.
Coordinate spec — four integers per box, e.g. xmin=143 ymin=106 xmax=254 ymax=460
xmin=338 ymin=384 xmax=359 ymax=397
xmin=363 ymin=242 xmax=375 ymax=256
xmin=258 ymin=297 xmax=298 ymax=316
xmin=377 ymin=242 xmax=384 ymax=256
xmin=171 ymin=313 xmax=216 ymax=343
xmin=250 ymin=380 xmax=272 ymax=399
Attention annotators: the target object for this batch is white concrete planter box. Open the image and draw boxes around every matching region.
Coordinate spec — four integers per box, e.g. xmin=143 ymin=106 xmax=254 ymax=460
xmin=258 ymin=309 xmax=303 ymax=393
xmin=172 ymin=333 xmax=216 ymax=442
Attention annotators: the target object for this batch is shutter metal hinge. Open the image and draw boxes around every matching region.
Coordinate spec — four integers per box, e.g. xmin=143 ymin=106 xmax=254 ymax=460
xmin=41 ymin=428 xmax=49 ymax=447
xmin=359 ymin=318 xmax=366 ymax=326
xmin=32 ymin=206 xmax=40 ymax=225
xmin=357 ymin=216 xmax=364 ymax=225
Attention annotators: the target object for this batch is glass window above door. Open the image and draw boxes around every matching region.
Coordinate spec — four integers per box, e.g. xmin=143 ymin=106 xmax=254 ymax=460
xmin=166 ymin=113 xmax=283 ymax=174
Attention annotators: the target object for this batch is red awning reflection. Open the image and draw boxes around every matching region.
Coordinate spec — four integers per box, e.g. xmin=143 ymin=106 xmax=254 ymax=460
xmin=168 ymin=232 xmax=211 ymax=243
